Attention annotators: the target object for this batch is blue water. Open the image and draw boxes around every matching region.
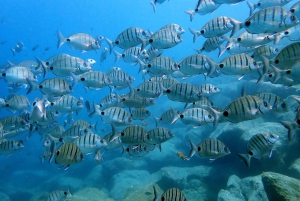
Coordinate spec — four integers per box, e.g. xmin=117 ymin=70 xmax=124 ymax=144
xmin=0 ymin=0 xmax=300 ymax=201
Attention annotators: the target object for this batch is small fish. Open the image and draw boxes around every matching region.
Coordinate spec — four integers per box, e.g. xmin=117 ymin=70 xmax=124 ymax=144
xmin=32 ymin=45 xmax=39 ymax=51
xmin=119 ymin=125 xmax=148 ymax=144
xmin=120 ymin=92 xmax=155 ymax=108
xmin=165 ymin=82 xmax=202 ymax=103
xmin=252 ymin=92 xmax=287 ymax=112
xmin=11 ymin=41 xmax=24 ymax=56
xmin=177 ymin=151 xmax=188 ymax=160
xmin=75 ymin=71 xmax=112 ymax=91
xmin=47 ymin=94 xmax=84 ymax=113
xmin=1 ymin=66 xmax=37 ymax=84
xmin=135 ymin=81 xmax=164 ymax=98
xmin=60 ymin=125 xmax=93 ymax=143
xmin=122 ymin=144 xmax=151 ymax=157
xmin=139 ymin=56 xmax=178 ymax=77
xmin=107 ymin=68 xmax=135 ymax=90
xmin=188 ymin=138 xmax=230 ymax=161
xmin=114 ymin=47 xmax=148 ymax=64
xmin=5 ymin=95 xmax=30 ymax=113
xmin=71 ymin=119 xmax=97 ymax=132
xmin=57 ymin=31 xmax=100 ymax=52
xmin=247 ymin=0 xmax=292 ymax=15
xmin=98 ymin=93 xmax=121 ymax=110
xmin=238 ymin=133 xmax=279 ymax=167
xmin=44 ymin=47 xmax=50 ymax=51
xmin=45 ymin=186 xmax=72 ymax=201
xmin=185 ymin=0 xmax=221 ymax=21
xmin=0 ymin=140 xmax=24 ymax=155
xmin=94 ymin=149 xmax=104 ymax=164
xmin=131 ymin=108 xmax=151 ymax=120
xmin=100 ymin=47 xmax=108 ymax=65
xmin=146 ymin=46 xmax=164 ymax=61
xmin=146 ymin=127 xmax=174 ymax=144
xmin=198 ymin=84 xmax=220 ymax=97
xmin=153 ymin=186 xmax=187 ymax=201
xmin=1 ymin=41 xmax=6 ymax=44
xmin=195 ymin=35 xmax=227 ymax=53
xmin=55 ymin=142 xmax=84 ymax=169
xmin=154 ymin=107 xmax=180 ymax=126
xmin=0 ymin=116 xmax=27 ymax=130
xmin=73 ymin=133 xmax=107 ymax=154
xmin=180 ymin=108 xmax=214 ymax=127
xmin=159 ymin=23 xmax=185 ymax=35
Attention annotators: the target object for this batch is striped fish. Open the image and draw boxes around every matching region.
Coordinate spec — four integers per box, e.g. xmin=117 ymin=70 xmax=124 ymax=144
xmin=165 ymin=82 xmax=202 ymax=103
xmin=89 ymin=106 xmax=132 ymax=127
xmin=154 ymin=107 xmax=180 ymax=126
xmin=242 ymin=6 xmax=299 ymax=34
xmin=73 ymin=133 xmax=107 ymax=154
xmin=107 ymin=68 xmax=135 ymax=90
xmin=180 ymin=108 xmax=214 ymax=126
xmin=0 ymin=140 xmax=24 ymax=155
xmin=153 ymin=186 xmax=187 ymax=201
xmin=185 ymin=0 xmax=221 ymax=21
xmin=105 ymin=27 xmax=150 ymax=53
xmin=195 ymin=35 xmax=227 ymax=53
xmin=45 ymin=186 xmax=71 ymax=201
xmin=145 ymin=127 xmax=174 ymax=144
xmin=100 ymin=47 xmax=108 ymax=65
xmin=98 ymin=93 xmax=121 ymax=110
xmin=218 ymin=95 xmax=272 ymax=123
xmin=233 ymin=31 xmax=274 ymax=47
xmin=251 ymin=45 xmax=279 ymax=61
xmin=192 ymin=97 xmax=214 ymax=109
xmin=247 ymin=0 xmax=292 ymax=15
xmin=139 ymin=56 xmax=178 ymax=77
xmin=131 ymin=108 xmax=151 ymax=120
xmin=274 ymin=24 xmax=300 ymax=44
xmin=159 ymin=23 xmax=185 ymax=35
xmin=47 ymin=125 xmax=65 ymax=138
xmin=189 ymin=16 xmax=241 ymax=42
xmin=136 ymin=81 xmax=164 ymax=98
xmin=43 ymin=53 xmax=71 ymax=67
xmin=5 ymin=95 xmax=30 ymax=113
xmin=3 ymin=127 xmax=28 ymax=139
xmin=103 ymin=131 xmax=122 ymax=150
xmin=35 ymin=110 xmax=61 ymax=126
xmin=146 ymin=46 xmax=164 ymax=61
xmin=290 ymin=1 xmax=300 ymax=19
xmin=71 ymin=120 xmax=97 ymax=131
xmin=55 ymin=142 xmax=83 ymax=169
xmin=1 ymin=66 xmax=37 ymax=84
xmin=120 ymin=125 xmax=148 ymax=144
xmin=0 ymin=116 xmax=27 ymax=130
xmin=26 ymin=77 xmax=73 ymax=97
xmin=218 ymin=43 xmax=260 ymax=58
xmin=271 ymin=42 xmax=300 ymax=69
xmin=122 ymin=144 xmax=153 ymax=157
xmin=188 ymin=138 xmax=230 ymax=160
xmin=46 ymin=56 xmax=92 ymax=77
xmin=120 ymin=92 xmax=155 ymax=108
xmin=198 ymin=84 xmax=220 ymax=97
xmin=48 ymin=94 xmax=84 ymax=113
xmin=219 ymin=53 xmax=261 ymax=75
xmin=57 ymin=31 xmax=100 ymax=51
xmin=252 ymin=92 xmax=287 ymax=112
xmin=113 ymin=47 xmax=148 ymax=64
xmin=60 ymin=125 xmax=93 ymax=142
xmin=161 ymin=78 xmax=179 ymax=90
xmin=77 ymin=71 xmax=112 ymax=90
xmin=238 ymin=133 xmax=279 ymax=167
xmin=176 ymin=54 xmax=216 ymax=76
xmin=140 ymin=28 xmax=183 ymax=50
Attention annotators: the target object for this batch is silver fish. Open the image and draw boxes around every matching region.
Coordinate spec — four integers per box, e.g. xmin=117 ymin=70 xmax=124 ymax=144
xmin=161 ymin=77 xmax=179 ymax=89
xmin=76 ymin=71 xmax=112 ymax=90
xmin=238 ymin=133 xmax=279 ymax=167
xmin=290 ymin=0 xmax=300 ymax=19
xmin=11 ymin=41 xmax=24 ymax=56
xmin=195 ymin=35 xmax=227 ymax=53
xmin=274 ymin=24 xmax=300 ymax=44
xmin=154 ymin=107 xmax=180 ymax=126
xmin=57 ymin=31 xmax=100 ymax=51
xmin=139 ymin=56 xmax=178 ymax=77
xmin=5 ymin=95 xmax=30 ymax=113
xmin=146 ymin=46 xmax=164 ymax=61
xmin=165 ymin=83 xmax=202 ymax=103
xmin=180 ymin=108 xmax=214 ymax=126
xmin=153 ymin=186 xmax=187 ymax=201
xmin=159 ymin=23 xmax=185 ymax=35
xmin=122 ymin=144 xmax=151 ymax=157
xmin=247 ymin=0 xmax=292 ymax=15
xmin=120 ymin=125 xmax=148 ymax=144
xmin=252 ymin=92 xmax=287 ymax=112
xmin=45 ymin=186 xmax=71 ymax=201
xmin=198 ymin=84 xmax=220 ymax=97
xmin=94 ymin=149 xmax=104 ymax=164
xmin=48 ymin=95 xmax=84 ymax=113
xmin=114 ymin=47 xmax=148 ymax=64
xmin=135 ymin=81 xmax=164 ymax=98
xmin=98 ymin=93 xmax=121 ymax=110
xmin=251 ymin=45 xmax=279 ymax=60
xmin=140 ymin=28 xmax=183 ymax=50
xmin=1 ymin=66 xmax=37 ymax=84
xmin=185 ymin=0 xmax=221 ymax=21
xmin=271 ymin=42 xmax=300 ymax=69
xmin=131 ymin=108 xmax=151 ymax=120
xmin=0 ymin=140 xmax=24 ymax=155
xmin=55 ymin=142 xmax=84 ymax=169
xmin=43 ymin=53 xmax=71 ymax=67
xmin=146 ymin=127 xmax=174 ymax=144
xmin=188 ymin=138 xmax=230 ymax=160
xmin=60 ymin=125 xmax=93 ymax=142
xmin=120 ymin=92 xmax=155 ymax=108
xmin=71 ymin=120 xmax=97 ymax=132
xmin=100 ymin=47 xmax=108 ymax=64
xmin=73 ymin=133 xmax=107 ymax=154
xmin=107 ymin=68 xmax=135 ymax=90
xmin=27 ymin=78 xmax=73 ymax=97
xmin=0 ymin=116 xmax=27 ymax=130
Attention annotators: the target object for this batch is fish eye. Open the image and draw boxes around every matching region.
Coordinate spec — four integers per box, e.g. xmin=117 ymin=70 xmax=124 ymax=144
xmin=285 ymin=31 xmax=289 ymax=35
xmin=291 ymin=15 xmax=296 ymax=21
xmin=270 ymin=134 xmax=276 ymax=138
xmin=69 ymin=86 xmax=72 ymax=90
xmin=226 ymin=47 xmax=230 ymax=50
xmin=274 ymin=48 xmax=279 ymax=52
xmin=237 ymin=38 xmax=241 ymax=42
xmin=263 ymin=101 xmax=268 ymax=107
xmin=281 ymin=103 xmax=286 ymax=108
xmin=257 ymin=2 xmax=261 ymax=6
xmin=177 ymin=34 xmax=181 ymax=39
xmin=64 ymin=192 xmax=67 ymax=196
xmin=224 ymin=147 xmax=228 ymax=151
xmin=208 ymin=114 xmax=212 ymax=119
xmin=56 ymin=151 xmax=60 ymax=156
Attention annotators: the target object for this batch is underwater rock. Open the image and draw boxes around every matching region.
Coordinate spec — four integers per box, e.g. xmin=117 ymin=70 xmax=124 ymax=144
xmin=29 ymin=192 xmax=49 ymax=201
xmin=262 ymin=171 xmax=300 ymax=201
xmin=47 ymin=176 xmax=85 ymax=192
xmin=66 ymin=187 xmax=115 ymax=201
xmin=0 ymin=192 xmax=10 ymax=201
xmin=218 ymin=174 xmax=268 ymax=201
xmin=289 ymin=158 xmax=300 ymax=177
xmin=123 ymin=184 xmax=159 ymax=201
xmin=110 ymin=170 xmax=155 ymax=201
xmin=84 ymin=165 xmax=104 ymax=187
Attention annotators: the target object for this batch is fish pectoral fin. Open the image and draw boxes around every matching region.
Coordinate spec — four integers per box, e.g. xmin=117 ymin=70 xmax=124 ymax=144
xmin=269 ymin=150 xmax=273 ymax=158
xmin=250 ymin=108 xmax=258 ymax=115
xmin=209 ymin=158 xmax=216 ymax=163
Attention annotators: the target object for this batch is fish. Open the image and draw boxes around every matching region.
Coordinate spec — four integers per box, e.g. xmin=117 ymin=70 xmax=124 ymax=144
xmin=159 ymin=23 xmax=185 ymax=35
xmin=251 ymin=45 xmax=279 ymax=60
xmin=135 ymin=81 xmax=164 ymax=98
xmin=11 ymin=41 xmax=24 ymax=56
xmin=89 ymin=106 xmax=132 ymax=127
xmin=26 ymin=77 xmax=73 ymax=97
xmin=94 ymin=149 xmax=104 ymax=164
xmin=191 ymin=96 xmax=214 ymax=109
xmin=0 ymin=140 xmax=24 ymax=155
xmin=44 ymin=47 xmax=50 ymax=51
xmin=145 ymin=127 xmax=174 ymax=144
xmin=57 ymin=31 xmax=100 ymax=52
xmin=60 ymin=125 xmax=93 ymax=143
xmin=100 ymin=47 xmax=108 ymax=65
xmin=290 ymin=0 xmax=300 ymax=19
xmin=247 ymin=0 xmax=292 ymax=15
xmin=113 ymin=47 xmax=148 ymax=64
xmin=194 ymin=35 xmax=227 ymax=53
xmin=165 ymin=82 xmax=202 ymax=103
xmin=122 ymin=144 xmax=151 ymax=157
xmin=154 ymin=107 xmax=180 ymax=126
xmin=180 ymin=108 xmax=214 ymax=127
xmin=47 ymin=95 xmax=84 ymax=114
xmin=103 ymin=128 xmax=122 ymax=150
xmin=105 ymin=27 xmax=150 ymax=53
xmin=1 ymin=66 xmax=38 ymax=84
xmin=188 ymin=138 xmax=230 ymax=161
xmin=120 ymin=92 xmax=155 ymax=108
xmin=131 ymin=107 xmax=151 ymax=120
xmin=251 ymin=92 xmax=287 ymax=112
xmin=146 ymin=46 xmax=164 ymax=61
xmin=241 ymin=6 xmax=299 ymax=34
xmin=185 ymin=0 xmax=221 ymax=21
xmin=98 ymin=93 xmax=121 ymax=110
xmin=0 ymin=116 xmax=27 ymax=130
xmin=73 ymin=133 xmax=107 ymax=154
xmin=177 ymin=151 xmax=188 ymax=161
xmin=30 ymin=97 xmax=47 ymax=124
xmin=150 ymin=0 xmax=168 ymax=12
xmin=119 ymin=125 xmax=148 ymax=144
xmin=71 ymin=119 xmax=97 ymax=132
xmin=5 ymin=95 xmax=30 ymax=113
xmin=238 ymin=133 xmax=279 ymax=167
xmin=153 ymin=186 xmax=187 ymax=201
xmin=74 ymin=71 xmax=112 ymax=91
xmin=107 ymin=68 xmax=135 ymax=90
xmin=161 ymin=77 xmax=179 ymax=89
xmin=45 ymin=186 xmax=72 ymax=201
xmin=55 ymin=142 xmax=84 ymax=169
xmin=198 ymin=84 xmax=220 ymax=97
xmin=189 ymin=16 xmax=242 ymax=42
xmin=139 ymin=28 xmax=183 ymax=50
xmin=274 ymin=24 xmax=300 ymax=44
xmin=32 ymin=44 xmax=39 ymax=51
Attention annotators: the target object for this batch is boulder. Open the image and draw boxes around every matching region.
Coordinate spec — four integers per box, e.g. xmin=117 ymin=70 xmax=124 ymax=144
xmin=66 ymin=187 xmax=115 ymax=201
xmin=262 ymin=171 xmax=300 ymax=201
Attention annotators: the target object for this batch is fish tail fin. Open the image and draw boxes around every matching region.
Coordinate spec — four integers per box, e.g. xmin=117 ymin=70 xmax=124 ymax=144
xmin=137 ymin=58 xmax=146 ymax=73
xmin=238 ymin=153 xmax=251 ymax=167
xmin=270 ymin=64 xmax=282 ymax=84
xmin=105 ymin=38 xmax=114 ymax=54
xmin=35 ymin=56 xmax=48 ymax=78
xmin=218 ymin=45 xmax=226 ymax=58
xmin=229 ymin=18 xmax=243 ymax=37
xmin=92 ymin=121 xmax=98 ymax=132
xmin=274 ymin=33 xmax=283 ymax=44
xmin=194 ymin=48 xmax=202 ymax=54
xmin=57 ymin=30 xmax=65 ymax=48
xmin=69 ymin=72 xmax=78 ymax=87
xmin=138 ymin=36 xmax=149 ymax=51
xmin=109 ymin=124 xmax=120 ymax=142
xmin=280 ymin=120 xmax=298 ymax=141
xmin=208 ymin=106 xmax=222 ymax=127
xmin=152 ymin=115 xmax=160 ymax=127
xmin=26 ymin=78 xmax=38 ymax=94
xmin=188 ymin=27 xmax=201 ymax=43
xmin=246 ymin=1 xmax=255 ymax=16
xmin=89 ymin=104 xmax=101 ymax=117
xmin=187 ymin=140 xmax=197 ymax=160
xmin=150 ymin=1 xmax=156 ymax=13
xmin=185 ymin=10 xmax=195 ymax=22
xmin=11 ymin=49 xmax=15 ymax=56
xmin=113 ymin=50 xmax=122 ymax=63
xmin=48 ymin=135 xmax=56 ymax=163
xmin=153 ymin=185 xmax=160 ymax=201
